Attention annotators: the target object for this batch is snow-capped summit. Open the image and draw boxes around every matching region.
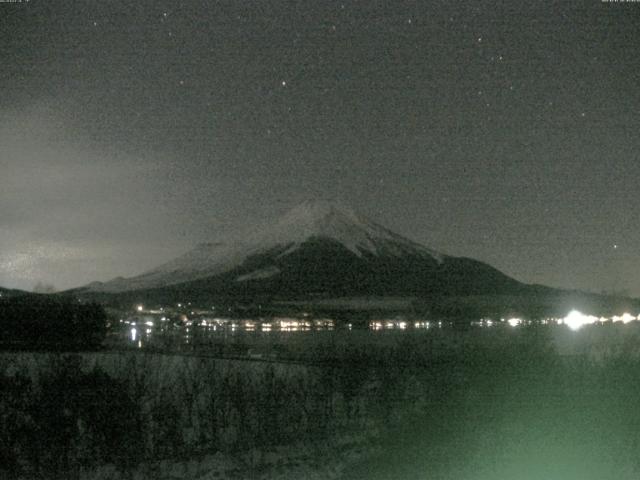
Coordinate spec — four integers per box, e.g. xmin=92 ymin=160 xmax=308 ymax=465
xmin=247 ymin=199 xmax=442 ymax=260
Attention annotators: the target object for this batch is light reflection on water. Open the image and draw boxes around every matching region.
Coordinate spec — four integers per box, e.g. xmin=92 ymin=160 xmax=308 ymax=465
xmin=121 ymin=311 xmax=640 ymax=350
xmin=121 ymin=317 xmax=340 ymax=349
xmin=121 ymin=317 xmax=470 ymax=349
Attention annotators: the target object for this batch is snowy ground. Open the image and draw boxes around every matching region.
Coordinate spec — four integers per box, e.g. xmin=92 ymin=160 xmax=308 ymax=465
xmin=0 ymin=351 xmax=384 ymax=480
xmin=81 ymin=435 xmax=377 ymax=480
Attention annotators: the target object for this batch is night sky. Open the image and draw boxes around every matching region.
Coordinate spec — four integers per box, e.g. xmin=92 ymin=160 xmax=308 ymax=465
xmin=1 ymin=0 xmax=639 ymax=295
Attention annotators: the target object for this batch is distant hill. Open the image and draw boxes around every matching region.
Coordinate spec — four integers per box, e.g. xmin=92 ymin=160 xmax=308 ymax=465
xmin=0 ymin=287 xmax=30 ymax=299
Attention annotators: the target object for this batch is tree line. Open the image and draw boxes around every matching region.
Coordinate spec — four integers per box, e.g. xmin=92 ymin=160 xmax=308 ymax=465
xmin=0 ymin=294 xmax=107 ymax=350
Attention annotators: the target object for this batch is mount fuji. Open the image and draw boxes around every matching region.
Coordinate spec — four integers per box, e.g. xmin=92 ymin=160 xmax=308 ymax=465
xmin=81 ymin=200 xmax=528 ymax=301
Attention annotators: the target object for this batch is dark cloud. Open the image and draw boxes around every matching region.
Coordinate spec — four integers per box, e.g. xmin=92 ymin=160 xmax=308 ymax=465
xmin=1 ymin=0 xmax=639 ymax=294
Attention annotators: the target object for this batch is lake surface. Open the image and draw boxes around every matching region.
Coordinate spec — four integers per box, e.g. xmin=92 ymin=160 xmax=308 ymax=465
xmin=112 ymin=314 xmax=640 ymax=363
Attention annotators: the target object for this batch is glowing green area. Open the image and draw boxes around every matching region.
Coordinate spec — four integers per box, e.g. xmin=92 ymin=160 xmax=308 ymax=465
xmin=346 ymin=348 xmax=640 ymax=479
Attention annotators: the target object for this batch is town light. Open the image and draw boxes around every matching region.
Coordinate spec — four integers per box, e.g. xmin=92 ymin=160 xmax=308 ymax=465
xmin=507 ymin=318 xmax=521 ymax=327
xmin=563 ymin=310 xmax=598 ymax=331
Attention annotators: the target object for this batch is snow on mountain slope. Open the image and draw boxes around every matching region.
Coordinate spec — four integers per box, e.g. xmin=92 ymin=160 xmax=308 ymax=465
xmin=249 ymin=200 xmax=443 ymax=260
xmin=89 ymin=242 xmax=248 ymax=293
xmin=87 ymin=200 xmax=443 ymax=293
xmin=235 ymin=266 xmax=281 ymax=282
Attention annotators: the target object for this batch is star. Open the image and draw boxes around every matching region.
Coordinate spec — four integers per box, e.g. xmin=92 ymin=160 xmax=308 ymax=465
xmin=281 ymin=80 xmax=287 ymax=87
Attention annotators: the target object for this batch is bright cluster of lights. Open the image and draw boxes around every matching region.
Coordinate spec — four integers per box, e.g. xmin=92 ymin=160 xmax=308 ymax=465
xmin=507 ymin=317 xmax=522 ymax=327
xmin=612 ymin=313 xmax=637 ymax=324
xmin=563 ymin=310 xmax=600 ymax=331
xmin=369 ymin=319 xmax=410 ymax=330
xmin=562 ymin=310 xmax=640 ymax=331
xmin=314 ymin=318 xmax=335 ymax=328
xmin=277 ymin=319 xmax=311 ymax=331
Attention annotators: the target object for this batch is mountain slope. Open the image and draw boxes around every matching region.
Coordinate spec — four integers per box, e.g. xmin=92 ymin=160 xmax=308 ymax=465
xmin=80 ymin=200 xmax=527 ymax=301
xmin=169 ymin=239 xmax=524 ymax=301
xmin=87 ymin=242 xmax=247 ymax=293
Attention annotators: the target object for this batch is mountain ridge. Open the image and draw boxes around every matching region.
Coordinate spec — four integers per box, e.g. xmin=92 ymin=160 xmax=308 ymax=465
xmin=86 ymin=200 xmax=447 ymax=294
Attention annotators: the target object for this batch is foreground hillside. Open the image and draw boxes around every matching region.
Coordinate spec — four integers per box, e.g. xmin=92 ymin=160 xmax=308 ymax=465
xmin=4 ymin=325 xmax=640 ymax=479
